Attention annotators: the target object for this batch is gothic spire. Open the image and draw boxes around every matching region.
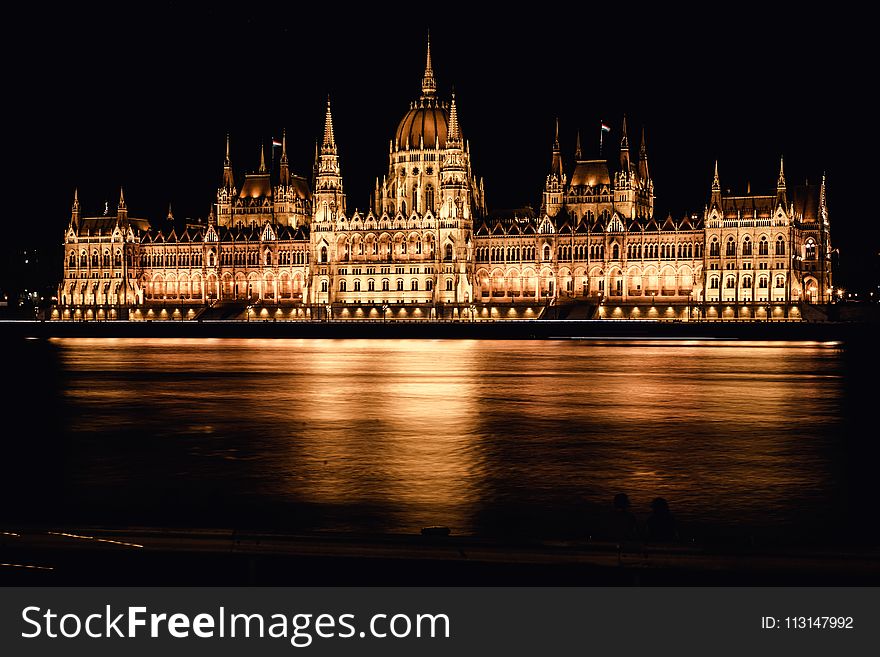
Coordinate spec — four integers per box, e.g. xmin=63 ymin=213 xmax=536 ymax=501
xmin=222 ymin=133 xmax=235 ymax=189
xmin=448 ymin=90 xmax=461 ymax=144
xmin=638 ymin=125 xmax=650 ymax=181
xmin=712 ymin=160 xmax=720 ymax=191
xmin=575 ymin=131 xmax=582 ymax=159
xmin=550 ymin=118 xmax=563 ymax=179
xmin=776 ymin=156 xmax=787 ymax=207
xmin=118 ymin=186 xmax=126 ymax=209
xmin=619 ymin=115 xmax=631 ymax=172
xmin=167 ymin=202 xmax=174 ymax=221
xmin=279 ymin=129 xmax=290 ymax=186
xmin=72 ymin=187 xmax=80 ymax=212
xmin=421 ymin=31 xmax=436 ymax=97
xmin=259 ymin=144 xmax=267 ymax=173
xmin=322 ymin=96 xmax=336 ymax=153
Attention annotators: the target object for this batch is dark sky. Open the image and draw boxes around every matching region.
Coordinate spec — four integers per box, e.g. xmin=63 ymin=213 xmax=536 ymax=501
xmin=7 ymin=3 xmax=874 ymax=291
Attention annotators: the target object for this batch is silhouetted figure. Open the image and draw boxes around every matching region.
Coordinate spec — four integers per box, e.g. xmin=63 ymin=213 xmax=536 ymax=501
xmin=609 ymin=492 xmax=640 ymax=542
xmin=645 ymin=497 xmax=678 ymax=542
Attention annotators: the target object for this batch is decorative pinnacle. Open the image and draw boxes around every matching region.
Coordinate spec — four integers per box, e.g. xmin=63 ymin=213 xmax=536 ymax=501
xmin=777 ymin=155 xmax=786 ymax=188
xmin=225 ymin=133 xmax=231 ymax=166
xmin=281 ymin=129 xmax=287 ymax=160
xmin=575 ymin=131 xmax=582 ymax=159
xmin=323 ymin=96 xmax=336 ymax=150
xmin=421 ymin=31 xmax=436 ymax=97
xmin=448 ymin=90 xmax=461 ymax=142
xmin=639 ymin=125 xmax=648 ymax=156
xmin=259 ymin=144 xmax=266 ymax=173
xmin=553 ymin=117 xmax=560 ymax=151
xmin=118 ymin=186 xmax=126 ymax=208
xmin=72 ymin=187 xmax=79 ymax=210
xmin=620 ymin=114 xmax=629 ymax=149
xmin=712 ymin=160 xmax=720 ymax=190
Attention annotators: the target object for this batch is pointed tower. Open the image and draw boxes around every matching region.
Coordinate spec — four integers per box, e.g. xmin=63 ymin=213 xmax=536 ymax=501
xmin=314 ymin=96 xmax=345 ymax=221
xmin=776 ymin=156 xmax=787 ymax=208
xmin=575 ymin=131 xmax=582 ymax=160
xmin=222 ymin=133 xmax=235 ymax=189
xmin=279 ymin=129 xmax=290 ymax=186
xmin=710 ymin=160 xmax=722 ymax=209
xmin=116 ymin=187 xmax=128 ymax=225
xmin=70 ymin=188 xmax=81 ymax=232
xmin=619 ymin=115 xmax=631 ymax=173
xmin=421 ymin=31 xmax=436 ymax=98
xmin=542 ymin=118 xmax=566 ymax=217
xmin=167 ymin=203 xmax=174 ymax=222
xmin=258 ymin=145 xmax=267 ymax=174
xmin=638 ymin=126 xmax=650 ymax=181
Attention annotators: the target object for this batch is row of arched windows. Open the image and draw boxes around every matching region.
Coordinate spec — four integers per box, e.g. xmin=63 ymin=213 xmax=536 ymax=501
xmin=710 ymin=235 xmax=786 ymax=257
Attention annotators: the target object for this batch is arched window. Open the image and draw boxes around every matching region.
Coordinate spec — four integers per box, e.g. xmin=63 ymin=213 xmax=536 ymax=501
xmin=339 ymin=280 xmax=347 ymax=292
xmin=742 ymin=276 xmax=752 ymax=288
xmin=425 ymin=185 xmax=434 ymax=213
xmin=68 ymin=251 xmax=76 ymax=268
xmin=709 ymin=276 xmax=720 ymax=289
xmin=426 ymin=279 xmax=433 ymax=291
xmin=759 ymin=237 xmax=769 ymax=256
xmin=320 ymin=246 xmax=328 ymax=263
xmin=776 ymin=237 xmax=785 ymax=255
xmin=446 ymin=278 xmax=453 ymax=291
xmin=368 ymin=279 xmax=375 ymax=291
xmin=805 ymin=240 xmax=816 ymax=259
xmin=396 ymin=279 xmax=404 ymax=291
xmin=411 ymin=279 xmax=418 ymax=291
xmin=775 ymin=276 xmax=785 ymax=288
xmin=709 ymin=239 xmax=719 ymax=257
xmin=401 ymin=241 xmax=407 ymax=254
xmin=382 ymin=279 xmax=390 ymax=291
xmin=543 ymin=245 xmax=551 ymax=261
xmin=354 ymin=280 xmax=361 ymax=292
xmin=759 ymin=276 xmax=768 ymax=289
xmin=726 ymin=237 xmax=736 ymax=256
xmin=265 ymin=250 xmax=272 ymax=266
xmin=321 ymin=280 xmax=328 ymax=292
xmin=742 ymin=237 xmax=752 ymax=256
xmin=445 ymin=244 xmax=453 ymax=261
xmin=612 ymin=243 xmax=620 ymax=260
xmin=412 ymin=186 xmax=418 ymax=214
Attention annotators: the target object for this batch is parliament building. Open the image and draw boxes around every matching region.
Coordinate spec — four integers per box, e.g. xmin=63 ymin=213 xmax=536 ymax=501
xmin=56 ymin=39 xmax=832 ymax=322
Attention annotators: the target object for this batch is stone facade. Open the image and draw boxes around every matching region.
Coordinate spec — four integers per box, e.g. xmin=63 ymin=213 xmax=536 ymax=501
xmin=56 ymin=39 xmax=832 ymax=321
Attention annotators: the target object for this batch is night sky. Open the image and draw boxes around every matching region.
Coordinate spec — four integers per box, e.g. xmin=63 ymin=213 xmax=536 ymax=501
xmin=6 ymin=4 xmax=874 ymax=293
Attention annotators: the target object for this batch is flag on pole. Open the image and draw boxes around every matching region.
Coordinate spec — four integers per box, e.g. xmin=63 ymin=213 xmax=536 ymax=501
xmin=600 ymin=122 xmax=611 ymax=133
xmin=271 ymin=138 xmax=282 ymax=148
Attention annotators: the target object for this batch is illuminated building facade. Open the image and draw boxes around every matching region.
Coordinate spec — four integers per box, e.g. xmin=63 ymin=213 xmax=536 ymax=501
xmin=57 ymin=39 xmax=832 ymax=321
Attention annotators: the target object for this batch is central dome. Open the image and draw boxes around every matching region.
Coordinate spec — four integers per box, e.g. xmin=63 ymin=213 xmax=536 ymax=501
xmin=395 ymin=101 xmax=448 ymax=151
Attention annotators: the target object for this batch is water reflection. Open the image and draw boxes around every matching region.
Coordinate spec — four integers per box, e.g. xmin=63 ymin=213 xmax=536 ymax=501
xmin=45 ymin=338 xmax=853 ymax=541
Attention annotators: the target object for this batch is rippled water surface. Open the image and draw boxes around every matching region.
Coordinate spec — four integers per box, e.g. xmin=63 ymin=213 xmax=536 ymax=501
xmin=4 ymin=338 xmax=877 ymax=545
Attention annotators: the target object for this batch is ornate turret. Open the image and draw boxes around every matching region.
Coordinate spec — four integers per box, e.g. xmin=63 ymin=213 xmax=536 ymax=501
xmin=638 ymin=126 xmax=650 ymax=182
xmin=222 ymin=133 xmax=235 ymax=190
xmin=116 ymin=187 xmax=128 ymax=224
xmin=619 ymin=115 xmax=631 ymax=173
xmin=279 ymin=129 xmax=290 ymax=186
xmin=314 ymin=97 xmax=345 ymax=219
xmin=70 ymin=188 xmax=80 ymax=231
xmin=421 ymin=32 xmax=436 ymax=98
xmin=710 ymin=160 xmax=722 ymax=209
xmin=543 ymin=118 xmax=566 ymax=217
xmin=776 ymin=156 xmax=787 ymax=208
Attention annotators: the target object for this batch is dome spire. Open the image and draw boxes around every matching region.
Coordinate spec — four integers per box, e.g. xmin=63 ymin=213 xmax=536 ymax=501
xmin=258 ymin=144 xmax=267 ymax=173
xmin=421 ymin=31 xmax=436 ymax=97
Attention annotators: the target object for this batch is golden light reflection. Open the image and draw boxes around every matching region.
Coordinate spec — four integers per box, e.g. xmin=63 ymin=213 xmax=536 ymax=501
xmin=51 ymin=338 xmax=844 ymax=535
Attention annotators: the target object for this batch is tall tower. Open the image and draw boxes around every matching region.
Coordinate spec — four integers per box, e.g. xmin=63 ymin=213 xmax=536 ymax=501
xmin=217 ymin=134 xmax=236 ymax=226
xmin=313 ymin=97 xmax=345 ymax=222
xmin=543 ymin=118 xmax=566 ymax=217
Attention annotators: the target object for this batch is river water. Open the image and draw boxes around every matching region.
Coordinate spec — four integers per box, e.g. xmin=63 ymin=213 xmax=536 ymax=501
xmin=3 ymin=337 xmax=877 ymax=547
